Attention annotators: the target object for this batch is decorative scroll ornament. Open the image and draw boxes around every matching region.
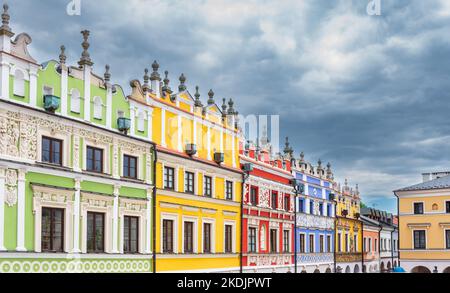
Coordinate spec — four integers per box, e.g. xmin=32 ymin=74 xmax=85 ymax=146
xmin=5 ymin=169 xmax=18 ymax=207
xmin=259 ymin=187 xmax=270 ymax=208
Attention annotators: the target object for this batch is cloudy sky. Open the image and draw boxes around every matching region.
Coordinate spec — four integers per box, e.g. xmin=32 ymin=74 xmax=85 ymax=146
xmin=9 ymin=0 xmax=450 ymax=213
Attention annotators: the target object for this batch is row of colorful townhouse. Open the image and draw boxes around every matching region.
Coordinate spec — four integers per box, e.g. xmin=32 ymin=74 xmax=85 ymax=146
xmin=0 ymin=4 xmax=398 ymax=273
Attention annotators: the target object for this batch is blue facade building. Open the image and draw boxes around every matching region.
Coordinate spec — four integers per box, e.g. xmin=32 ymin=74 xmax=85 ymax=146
xmin=293 ymin=153 xmax=336 ymax=273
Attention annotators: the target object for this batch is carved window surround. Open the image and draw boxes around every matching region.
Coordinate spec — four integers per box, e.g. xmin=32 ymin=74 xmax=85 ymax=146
xmin=118 ymin=197 xmax=148 ymax=254
xmin=32 ymin=184 xmax=75 ymax=253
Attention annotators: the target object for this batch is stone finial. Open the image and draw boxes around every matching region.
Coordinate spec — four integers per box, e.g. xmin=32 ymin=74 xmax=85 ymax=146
xmin=283 ymin=137 xmax=293 ymax=157
xmin=194 ymin=86 xmax=203 ymax=107
xmin=150 ymin=60 xmax=161 ymax=81
xmin=142 ymin=68 xmax=150 ymax=93
xmin=59 ymin=45 xmax=66 ymax=65
xmin=299 ymin=151 xmax=305 ymax=162
xmin=78 ymin=30 xmax=93 ymax=67
xmin=227 ymin=98 xmax=235 ymax=115
xmin=104 ymin=65 xmax=111 ymax=82
xmin=0 ymin=4 xmax=13 ymax=37
xmin=318 ymin=159 xmax=322 ymax=167
xmin=221 ymin=98 xmax=227 ymax=113
xmin=162 ymin=70 xmax=173 ymax=95
xmin=327 ymin=162 xmax=331 ymax=170
xmin=207 ymin=89 xmax=215 ymax=105
xmin=178 ymin=73 xmax=187 ymax=92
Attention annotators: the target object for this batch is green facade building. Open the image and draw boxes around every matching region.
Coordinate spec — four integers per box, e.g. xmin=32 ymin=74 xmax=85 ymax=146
xmin=0 ymin=4 xmax=155 ymax=273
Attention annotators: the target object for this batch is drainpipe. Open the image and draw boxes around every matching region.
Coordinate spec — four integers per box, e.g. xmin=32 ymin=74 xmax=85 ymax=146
xmin=378 ymin=224 xmax=382 ymax=273
xmin=152 ymin=146 xmax=157 ymax=273
xmin=333 ymin=198 xmax=337 ymax=273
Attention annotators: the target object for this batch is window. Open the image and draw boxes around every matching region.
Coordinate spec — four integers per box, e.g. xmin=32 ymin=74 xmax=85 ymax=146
xmin=414 ymin=202 xmax=424 ymax=215
xmin=42 ymin=137 xmax=63 ymax=165
xmin=299 ymin=234 xmax=305 ymax=253
xmin=70 ymin=89 xmax=81 ymax=113
xmin=320 ymin=235 xmax=324 ymax=253
xmin=226 ymin=181 xmax=233 ymax=200
xmin=225 ymin=225 xmax=233 ymax=253
xmin=41 ymin=208 xmax=64 ymax=252
xmin=93 ymin=96 xmax=102 ymax=119
xmin=327 ymin=204 xmax=332 ymax=217
xmin=250 ymin=187 xmax=258 ymax=206
xmin=414 ymin=230 xmax=426 ymax=250
xmin=271 ymin=192 xmax=277 ymax=209
xmin=369 ymin=238 xmax=372 ymax=252
xmin=319 ymin=203 xmax=323 ymax=216
xmin=270 ymin=229 xmax=277 ymax=253
xmin=283 ymin=230 xmax=290 ymax=252
xmin=446 ymin=230 xmax=450 ymax=249
xmin=298 ymin=199 xmax=304 ymax=213
xmin=446 ymin=201 xmax=450 ymax=213
xmin=123 ymin=155 xmax=138 ymax=179
xmin=248 ymin=227 xmax=257 ymax=253
xmin=185 ymin=172 xmax=195 ymax=194
xmin=164 ymin=167 xmax=175 ymax=190
xmin=203 ymin=223 xmax=211 ymax=253
xmin=137 ymin=111 xmax=145 ymax=132
xmin=86 ymin=146 xmax=103 ymax=173
xmin=124 ymin=216 xmax=139 ymax=254
xmin=309 ymin=234 xmax=315 ymax=253
xmin=163 ymin=219 xmax=174 ymax=253
xmin=337 ymin=233 xmax=342 ymax=252
xmin=204 ymin=176 xmax=212 ymax=197
xmin=354 ymin=235 xmax=358 ymax=252
xmin=309 ymin=201 xmax=314 ymax=215
xmin=184 ymin=222 xmax=194 ymax=253
xmin=13 ymin=69 xmax=25 ymax=97
xmin=284 ymin=195 xmax=290 ymax=211
xmin=363 ymin=238 xmax=367 ymax=252
xmin=327 ymin=235 xmax=332 ymax=253
xmin=87 ymin=212 xmax=105 ymax=253
xmin=375 ymin=239 xmax=378 ymax=252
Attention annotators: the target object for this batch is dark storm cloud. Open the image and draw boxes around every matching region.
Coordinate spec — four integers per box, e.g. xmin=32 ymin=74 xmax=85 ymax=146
xmin=8 ymin=0 xmax=450 ymax=212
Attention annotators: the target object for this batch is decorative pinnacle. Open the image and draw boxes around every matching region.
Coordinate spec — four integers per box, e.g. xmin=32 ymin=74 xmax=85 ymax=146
xmin=207 ymin=89 xmax=215 ymax=105
xmin=59 ymin=45 xmax=66 ymax=65
xmin=222 ymin=98 xmax=228 ymax=113
xmin=104 ymin=65 xmax=111 ymax=82
xmin=284 ymin=137 xmax=294 ymax=157
xmin=318 ymin=159 xmax=322 ymax=167
xmin=299 ymin=151 xmax=305 ymax=162
xmin=227 ymin=98 xmax=235 ymax=115
xmin=150 ymin=60 xmax=161 ymax=81
xmin=78 ymin=30 xmax=93 ymax=67
xmin=194 ymin=86 xmax=202 ymax=107
xmin=178 ymin=73 xmax=187 ymax=92
xmin=142 ymin=68 xmax=150 ymax=93
xmin=162 ymin=70 xmax=172 ymax=94
xmin=0 ymin=3 xmax=13 ymax=36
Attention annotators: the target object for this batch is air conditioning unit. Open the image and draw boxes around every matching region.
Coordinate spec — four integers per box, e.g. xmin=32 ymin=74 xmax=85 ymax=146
xmin=214 ymin=152 xmax=224 ymax=164
xmin=242 ymin=163 xmax=253 ymax=172
xmin=185 ymin=144 xmax=197 ymax=156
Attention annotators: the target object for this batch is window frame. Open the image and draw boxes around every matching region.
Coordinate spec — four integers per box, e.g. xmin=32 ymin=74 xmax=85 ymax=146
xmin=327 ymin=235 xmax=332 ymax=253
xmin=86 ymin=146 xmax=104 ymax=174
xmin=86 ymin=212 xmax=105 ymax=253
xmin=41 ymin=136 xmax=63 ymax=166
xmin=413 ymin=202 xmax=424 ymax=215
xmin=41 ymin=207 xmax=65 ymax=253
xmin=250 ymin=186 xmax=258 ymax=206
xmin=270 ymin=229 xmax=278 ymax=253
xmin=183 ymin=221 xmax=194 ymax=254
xmin=203 ymin=222 xmax=212 ymax=253
xmin=299 ymin=233 xmax=306 ymax=253
xmin=123 ymin=215 xmax=139 ymax=254
xmin=248 ymin=227 xmax=257 ymax=253
xmin=204 ymin=175 xmax=212 ymax=197
xmin=162 ymin=219 xmax=174 ymax=253
xmin=123 ymin=154 xmax=138 ymax=179
xmin=446 ymin=230 xmax=450 ymax=250
xmin=163 ymin=166 xmax=175 ymax=190
xmin=225 ymin=180 xmax=233 ymax=200
xmin=446 ymin=201 xmax=450 ymax=214
xmin=271 ymin=191 xmax=278 ymax=210
xmin=309 ymin=234 xmax=315 ymax=253
xmin=413 ymin=230 xmax=426 ymax=250
xmin=184 ymin=171 xmax=195 ymax=194
xmin=224 ymin=224 xmax=233 ymax=253
xmin=283 ymin=230 xmax=290 ymax=253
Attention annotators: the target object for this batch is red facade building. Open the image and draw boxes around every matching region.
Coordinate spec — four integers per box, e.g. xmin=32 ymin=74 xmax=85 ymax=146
xmin=241 ymin=138 xmax=295 ymax=273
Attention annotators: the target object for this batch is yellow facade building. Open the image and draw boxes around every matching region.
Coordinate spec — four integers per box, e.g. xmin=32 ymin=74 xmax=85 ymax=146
xmin=394 ymin=172 xmax=450 ymax=273
xmin=132 ymin=63 xmax=243 ymax=272
xmin=334 ymin=180 xmax=363 ymax=273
